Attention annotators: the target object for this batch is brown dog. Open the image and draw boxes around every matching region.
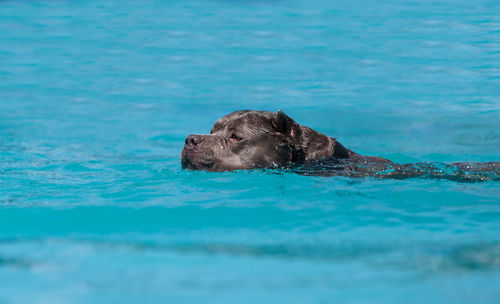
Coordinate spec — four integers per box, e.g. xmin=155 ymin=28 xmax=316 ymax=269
xmin=181 ymin=110 xmax=390 ymax=171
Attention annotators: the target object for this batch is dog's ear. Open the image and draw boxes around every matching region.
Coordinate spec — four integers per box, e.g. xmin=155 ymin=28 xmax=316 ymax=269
xmin=272 ymin=110 xmax=296 ymax=136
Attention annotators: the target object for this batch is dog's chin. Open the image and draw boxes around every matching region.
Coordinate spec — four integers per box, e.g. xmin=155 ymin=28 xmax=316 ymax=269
xmin=181 ymin=155 xmax=197 ymax=170
xmin=181 ymin=147 xmax=215 ymax=171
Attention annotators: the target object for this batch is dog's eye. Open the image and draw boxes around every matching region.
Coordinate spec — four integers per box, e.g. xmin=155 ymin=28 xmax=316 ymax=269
xmin=229 ymin=133 xmax=243 ymax=141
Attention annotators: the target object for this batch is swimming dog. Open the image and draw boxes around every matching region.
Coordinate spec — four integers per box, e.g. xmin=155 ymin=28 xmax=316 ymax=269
xmin=181 ymin=110 xmax=390 ymax=171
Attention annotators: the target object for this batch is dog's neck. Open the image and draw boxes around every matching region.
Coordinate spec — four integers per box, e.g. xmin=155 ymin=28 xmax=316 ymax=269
xmin=296 ymin=125 xmax=354 ymax=161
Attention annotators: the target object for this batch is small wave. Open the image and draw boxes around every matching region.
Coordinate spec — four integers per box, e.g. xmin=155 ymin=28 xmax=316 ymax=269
xmin=4 ymin=238 xmax=498 ymax=273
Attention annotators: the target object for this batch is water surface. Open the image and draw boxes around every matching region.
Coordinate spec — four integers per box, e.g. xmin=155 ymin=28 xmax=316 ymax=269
xmin=1 ymin=0 xmax=499 ymax=303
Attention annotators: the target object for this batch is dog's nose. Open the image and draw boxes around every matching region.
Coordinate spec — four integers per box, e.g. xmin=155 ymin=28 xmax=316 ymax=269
xmin=185 ymin=135 xmax=204 ymax=146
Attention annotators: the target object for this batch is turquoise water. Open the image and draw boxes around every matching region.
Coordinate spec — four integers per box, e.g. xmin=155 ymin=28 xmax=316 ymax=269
xmin=1 ymin=0 xmax=500 ymax=302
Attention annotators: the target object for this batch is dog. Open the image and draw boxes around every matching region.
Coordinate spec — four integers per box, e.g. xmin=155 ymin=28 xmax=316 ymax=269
xmin=181 ymin=110 xmax=391 ymax=172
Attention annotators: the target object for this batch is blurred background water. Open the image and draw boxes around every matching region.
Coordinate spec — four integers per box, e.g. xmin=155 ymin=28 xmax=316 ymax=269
xmin=0 ymin=0 xmax=499 ymax=303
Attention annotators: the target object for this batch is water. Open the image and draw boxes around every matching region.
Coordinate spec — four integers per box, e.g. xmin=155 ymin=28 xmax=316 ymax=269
xmin=1 ymin=0 xmax=499 ymax=303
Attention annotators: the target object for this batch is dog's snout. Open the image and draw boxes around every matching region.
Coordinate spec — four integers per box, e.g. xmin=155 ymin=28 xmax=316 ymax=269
xmin=185 ymin=135 xmax=204 ymax=146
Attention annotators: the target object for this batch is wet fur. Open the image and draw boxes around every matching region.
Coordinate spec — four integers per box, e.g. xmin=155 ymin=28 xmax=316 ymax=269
xmin=181 ymin=110 xmax=390 ymax=172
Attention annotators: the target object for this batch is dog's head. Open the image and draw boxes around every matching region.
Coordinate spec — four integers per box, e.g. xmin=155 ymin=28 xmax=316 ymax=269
xmin=181 ymin=110 xmax=305 ymax=171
